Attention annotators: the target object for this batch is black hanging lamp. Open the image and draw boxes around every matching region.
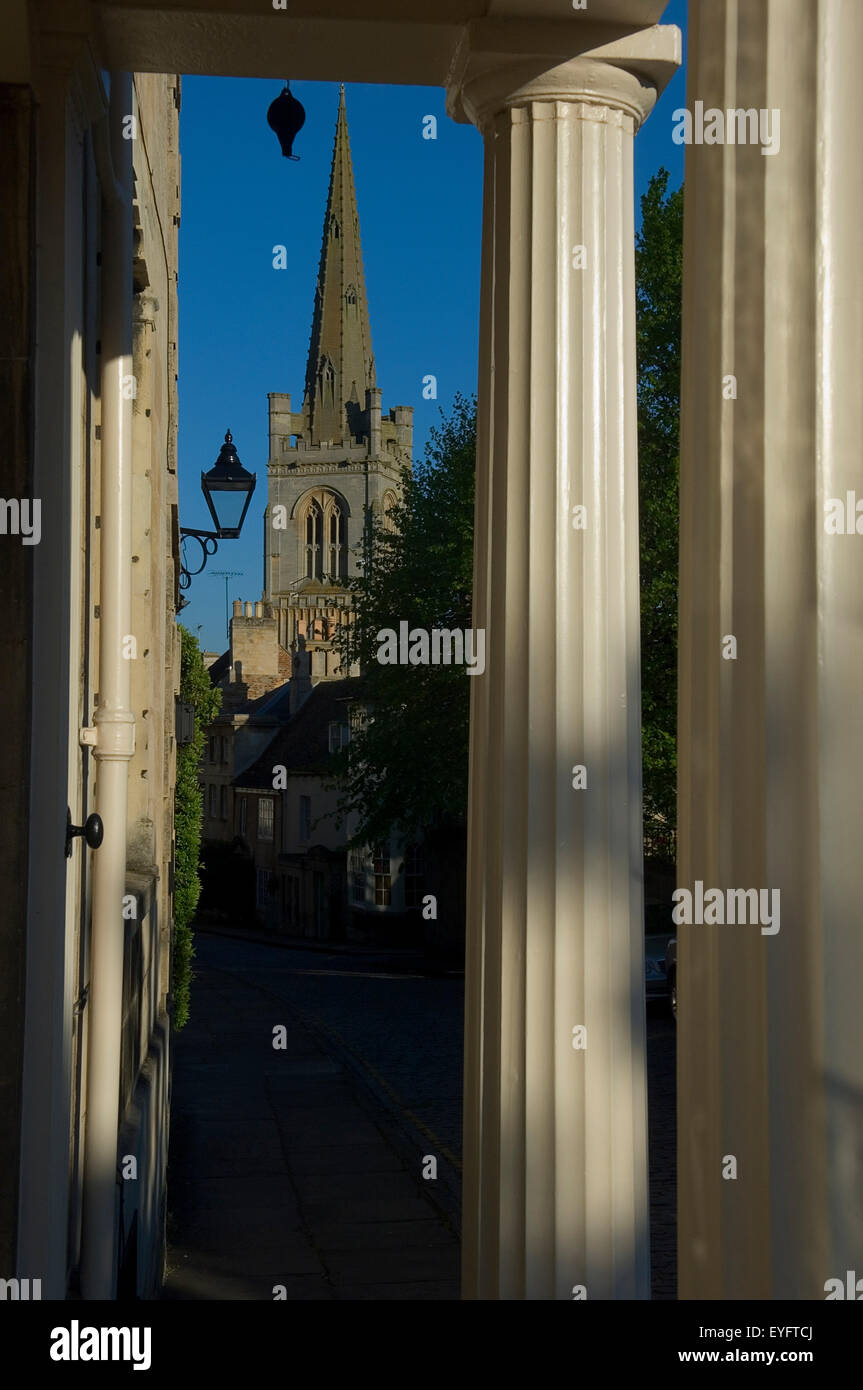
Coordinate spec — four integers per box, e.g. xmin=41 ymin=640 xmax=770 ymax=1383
xmin=267 ymin=80 xmax=305 ymax=160
xmin=178 ymin=429 xmax=257 ymax=601
xmin=201 ymin=430 xmax=257 ymax=539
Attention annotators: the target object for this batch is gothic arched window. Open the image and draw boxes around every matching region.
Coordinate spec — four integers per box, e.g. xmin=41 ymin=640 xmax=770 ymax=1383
xmin=382 ymin=490 xmax=398 ymax=534
xmin=301 ymin=490 xmax=347 ymax=581
xmin=304 ymin=499 xmax=323 ymax=578
xmin=325 ymin=498 xmax=346 ymax=578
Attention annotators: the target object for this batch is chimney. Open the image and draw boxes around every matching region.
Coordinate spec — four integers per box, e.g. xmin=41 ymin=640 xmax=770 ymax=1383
xmin=228 ymin=597 xmax=280 ymax=698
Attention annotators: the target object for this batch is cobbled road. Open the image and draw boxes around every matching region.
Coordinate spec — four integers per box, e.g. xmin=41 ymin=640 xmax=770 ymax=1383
xmin=169 ymin=930 xmax=676 ymax=1298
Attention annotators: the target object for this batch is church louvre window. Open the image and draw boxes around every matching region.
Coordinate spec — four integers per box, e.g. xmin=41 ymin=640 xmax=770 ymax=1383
xmin=326 ymin=502 xmax=345 ymax=577
xmin=302 ymin=490 xmax=346 ymax=580
xmin=318 ymin=355 xmax=336 ymax=408
xmin=345 ymin=284 xmax=357 ymax=308
xmin=304 ymin=499 xmax=323 ymax=578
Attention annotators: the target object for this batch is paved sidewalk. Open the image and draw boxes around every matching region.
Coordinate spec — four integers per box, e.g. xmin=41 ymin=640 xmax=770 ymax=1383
xmin=162 ymin=944 xmax=460 ymax=1301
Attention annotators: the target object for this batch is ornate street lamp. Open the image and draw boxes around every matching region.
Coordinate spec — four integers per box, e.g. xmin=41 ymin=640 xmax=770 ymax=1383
xmin=179 ymin=429 xmax=256 ymax=597
xmin=267 ymin=80 xmax=306 ymax=160
xmin=201 ymin=429 xmax=256 ymax=538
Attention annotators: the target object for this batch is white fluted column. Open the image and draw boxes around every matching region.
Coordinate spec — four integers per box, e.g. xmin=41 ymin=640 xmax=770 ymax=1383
xmin=448 ymin=27 xmax=679 ymax=1300
xmin=679 ymin=0 xmax=863 ymax=1299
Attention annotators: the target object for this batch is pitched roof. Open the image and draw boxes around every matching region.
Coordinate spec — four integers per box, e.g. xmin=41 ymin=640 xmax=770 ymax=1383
xmin=245 ymin=681 xmax=293 ymax=719
xmin=208 ymin=648 xmax=231 ymax=685
xmin=208 ymin=658 xmax=294 ymax=718
xmin=234 ymin=677 xmax=360 ymax=787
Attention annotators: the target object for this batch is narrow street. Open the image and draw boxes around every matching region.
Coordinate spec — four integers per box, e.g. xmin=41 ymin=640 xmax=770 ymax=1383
xmin=164 ymin=931 xmax=675 ymax=1300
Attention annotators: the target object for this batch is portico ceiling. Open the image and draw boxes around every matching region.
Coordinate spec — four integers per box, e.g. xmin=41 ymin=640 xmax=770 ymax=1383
xmin=33 ymin=0 xmax=672 ymax=89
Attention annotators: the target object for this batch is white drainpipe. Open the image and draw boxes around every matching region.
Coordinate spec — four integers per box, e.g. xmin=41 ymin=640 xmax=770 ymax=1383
xmin=80 ymin=70 xmax=135 ymax=1300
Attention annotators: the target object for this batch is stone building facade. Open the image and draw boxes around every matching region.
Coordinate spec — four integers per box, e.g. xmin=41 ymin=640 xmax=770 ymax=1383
xmin=1 ymin=13 xmax=181 ymax=1302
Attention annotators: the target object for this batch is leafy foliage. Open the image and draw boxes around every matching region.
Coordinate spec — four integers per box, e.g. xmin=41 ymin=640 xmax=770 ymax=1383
xmin=173 ymin=624 xmax=222 ymax=1028
xmin=636 ymin=169 xmax=683 ymax=862
xmin=330 ymin=392 xmax=477 ymax=845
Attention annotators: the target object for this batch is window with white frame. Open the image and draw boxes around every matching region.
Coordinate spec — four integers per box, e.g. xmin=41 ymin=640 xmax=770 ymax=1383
xmin=328 ymin=720 xmax=350 ymax=753
xmin=258 ymin=797 xmax=274 ymax=842
xmin=373 ymin=843 xmax=391 ymax=907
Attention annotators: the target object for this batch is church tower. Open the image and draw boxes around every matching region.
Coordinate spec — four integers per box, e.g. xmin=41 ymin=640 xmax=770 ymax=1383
xmin=264 ymin=86 xmax=413 ymax=682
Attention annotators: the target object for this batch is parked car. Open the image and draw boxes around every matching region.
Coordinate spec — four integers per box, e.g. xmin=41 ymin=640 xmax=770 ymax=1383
xmin=665 ymin=937 xmax=677 ymax=1020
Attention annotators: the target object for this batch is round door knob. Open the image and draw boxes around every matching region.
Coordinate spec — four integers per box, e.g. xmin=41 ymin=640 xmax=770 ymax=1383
xmin=65 ymin=808 xmax=104 ymax=857
xmin=83 ymin=813 xmax=104 ymax=849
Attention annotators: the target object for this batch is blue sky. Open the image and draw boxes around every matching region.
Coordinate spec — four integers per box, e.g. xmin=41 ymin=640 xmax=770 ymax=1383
xmin=177 ymin=0 xmax=687 ymax=652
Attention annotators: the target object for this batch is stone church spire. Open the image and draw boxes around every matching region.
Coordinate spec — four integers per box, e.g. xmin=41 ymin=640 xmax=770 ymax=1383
xmin=302 ymin=84 xmax=375 ymax=445
xmin=264 ymin=83 xmax=413 ymax=669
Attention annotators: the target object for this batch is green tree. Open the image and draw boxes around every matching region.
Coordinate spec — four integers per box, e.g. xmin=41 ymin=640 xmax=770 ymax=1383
xmin=173 ymin=624 xmax=222 ymax=1028
xmin=636 ymin=168 xmax=683 ymax=862
xmin=331 ymin=392 xmax=476 ymax=845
